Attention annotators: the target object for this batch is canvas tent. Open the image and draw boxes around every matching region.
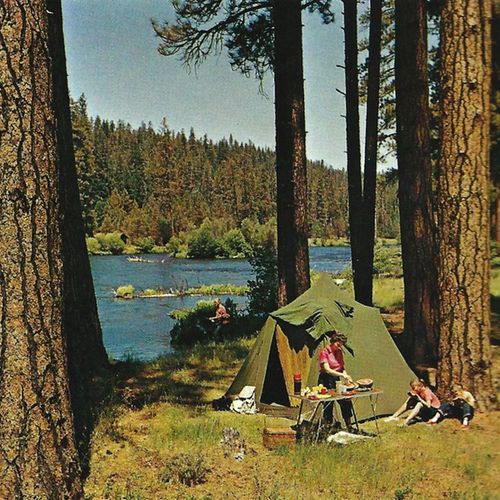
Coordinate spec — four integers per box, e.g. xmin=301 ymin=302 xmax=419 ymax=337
xmin=226 ymin=273 xmax=415 ymax=419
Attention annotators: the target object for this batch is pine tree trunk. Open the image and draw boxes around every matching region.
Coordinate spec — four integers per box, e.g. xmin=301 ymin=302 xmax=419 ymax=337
xmin=343 ymin=0 xmax=364 ymax=303
xmin=47 ymin=0 xmax=110 ymax=469
xmin=437 ymin=0 xmax=496 ymax=410
xmin=359 ymin=0 xmax=383 ymax=307
xmin=273 ymin=0 xmax=310 ymax=306
xmin=395 ymin=0 xmax=438 ymax=367
xmin=0 ymin=1 xmax=83 ymax=496
xmin=496 ymin=194 xmax=500 ymax=243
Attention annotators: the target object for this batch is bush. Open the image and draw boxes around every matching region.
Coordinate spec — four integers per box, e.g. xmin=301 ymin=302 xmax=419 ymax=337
xmin=86 ymin=237 xmax=101 ymax=255
xmin=218 ymin=228 xmax=250 ymax=258
xmin=165 ymin=236 xmax=185 ymax=257
xmin=115 ymin=284 xmax=135 ymax=299
xmin=373 ymin=242 xmax=402 ymax=276
xmin=135 ymin=236 xmax=155 ymax=253
xmin=169 ymin=299 xmax=264 ymax=346
xmin=247 ymin=244 xmax=278 ymax=314
xmin=95 ymin=232 xmax=126 ymax=255
xmin=187 ymin=219 xmax=218 ymax=259
xmin=160 ymin=453 xmax=210 ymax=486
xmin=169 ymin=300 xmax=215 ymax=346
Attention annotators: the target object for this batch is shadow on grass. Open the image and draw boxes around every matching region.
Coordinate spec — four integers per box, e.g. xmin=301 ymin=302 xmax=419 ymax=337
xmin=91 ymin=339 xmax=253 ymax=419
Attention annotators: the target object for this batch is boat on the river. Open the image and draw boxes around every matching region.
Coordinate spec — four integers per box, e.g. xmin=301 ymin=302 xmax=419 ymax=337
xmin=127 ymin=256 xmax=154 ymax=263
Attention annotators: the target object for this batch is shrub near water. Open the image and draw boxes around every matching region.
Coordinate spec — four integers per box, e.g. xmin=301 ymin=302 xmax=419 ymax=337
xmin=86 ymin=236 xmax=101 ymax=255
xmin=95 ymin=232 xmax=126 ymax=254
xmin=115 ymin=284 xmax=135 ymax=299
xmin=169 ymin=299 xmax=264 ymax=346
xmin=187 ymin=219 xmax=219 ymax=258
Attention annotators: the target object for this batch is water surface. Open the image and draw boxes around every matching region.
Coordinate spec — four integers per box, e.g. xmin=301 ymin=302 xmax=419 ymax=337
xmin=90 ymin=246 xmax=351 ymax=360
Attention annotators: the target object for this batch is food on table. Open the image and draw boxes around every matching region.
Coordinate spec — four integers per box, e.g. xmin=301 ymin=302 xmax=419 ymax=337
xmin=356 ymin=378 xmax=374 ymax=389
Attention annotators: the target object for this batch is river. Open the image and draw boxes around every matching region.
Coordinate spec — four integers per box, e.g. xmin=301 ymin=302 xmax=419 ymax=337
xmin=90 ymin=246 xmax=351 ymax=360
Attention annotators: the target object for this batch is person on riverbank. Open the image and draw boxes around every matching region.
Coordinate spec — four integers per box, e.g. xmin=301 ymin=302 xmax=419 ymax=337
xmin=427 ymin=386 xmax=476 ymax=429
xmin=318 ymin=331 xmax=354 ymax=428
xmin=384 ymin=379 xmax=440 ymax=426
xmin=210 ymin=298 xmax=230 ymax=339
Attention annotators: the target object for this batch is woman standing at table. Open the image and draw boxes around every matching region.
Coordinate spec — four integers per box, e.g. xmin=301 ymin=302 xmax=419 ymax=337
xmin=318 ymin=331 xmax=354 ymax=428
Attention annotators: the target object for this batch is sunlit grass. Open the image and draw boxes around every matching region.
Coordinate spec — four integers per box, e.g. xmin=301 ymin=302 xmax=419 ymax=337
xmin=373 ymin=277 xmax=404 ymax=310
xmin=84 ymin=337 xmax=500 ymax=499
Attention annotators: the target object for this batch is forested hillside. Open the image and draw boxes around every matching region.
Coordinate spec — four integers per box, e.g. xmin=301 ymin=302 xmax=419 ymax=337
xmin=71 ymin=95 xmax=399 ymax=245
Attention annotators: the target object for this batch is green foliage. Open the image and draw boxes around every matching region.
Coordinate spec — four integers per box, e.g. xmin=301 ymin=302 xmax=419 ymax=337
xmin=71 ymin=96 xmax=404 ymax=246
xmin=185 ymin=284 xmax=248 ymax=296
xmin=243 ymin=219 xmax=278 ymax=314
xmin=217 ymin=228 xmax=250 ymax=258
xmin=95 ymin=232 xmax=126 ymax=255
xmin=187 ymin=219 xmax=219 ymax=259
xmin=115 ymin=285 xmax=135 ymax=299
xmin=165 ymin=236 xmax=186 ymax=257
xmin=169 ymin=299 xmax=263 ymax=346
xmin=169 ymin=300 xmax=217 ymax=346
xmin=373 ymin=241 xmax=403 ymax=276
xmin=135 ymin=236 xmax=155 ymax=253
xmin=86 ymin=237 xmax=101 ymax=255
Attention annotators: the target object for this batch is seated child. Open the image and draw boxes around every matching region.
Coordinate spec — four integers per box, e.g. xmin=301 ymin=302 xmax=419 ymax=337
xmin=428 ymin=386 xmax=475 ymax=429
xmin=384 ymin=379 xmax=441 ymax=426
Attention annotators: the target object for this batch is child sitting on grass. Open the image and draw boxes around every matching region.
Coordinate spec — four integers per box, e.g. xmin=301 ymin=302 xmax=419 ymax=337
xmin=427 ymin=386 xmax=475 ymax=429
xmin=384 ymin=379 xmax=441 ymax=426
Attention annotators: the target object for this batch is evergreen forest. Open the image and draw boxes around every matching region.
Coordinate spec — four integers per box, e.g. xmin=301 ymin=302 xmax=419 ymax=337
xmin=71 ymin=95 xmax=400 ymax=249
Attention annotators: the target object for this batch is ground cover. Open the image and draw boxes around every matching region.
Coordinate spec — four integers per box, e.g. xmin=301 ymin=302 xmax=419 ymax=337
xmin=85 ymin=270 xmax=500 ymax=498
xmin=84 ymin=337 xmax=499 ymax=499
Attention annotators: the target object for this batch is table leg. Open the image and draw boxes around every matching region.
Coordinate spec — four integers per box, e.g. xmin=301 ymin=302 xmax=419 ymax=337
xmin=369 ymin=394 xmax=380 ymax=436
xmin=315 ymin=403 xmax=324 ymax=443
xmin=296 ymin=399 xmax=304 ymax=426
xmin=351 ymin=402 xmax=360 ymax=432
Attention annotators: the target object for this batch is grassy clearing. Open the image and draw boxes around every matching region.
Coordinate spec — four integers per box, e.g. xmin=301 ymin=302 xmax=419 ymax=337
xmin=85 ymin=338 xmax=499 ymax=499
xmin=87 ymin=268 xmax=500 ymax=498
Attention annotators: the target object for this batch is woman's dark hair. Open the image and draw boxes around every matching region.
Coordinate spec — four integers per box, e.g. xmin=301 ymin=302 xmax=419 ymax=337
xmin=328 ymin=330 xmax=348 ymax=343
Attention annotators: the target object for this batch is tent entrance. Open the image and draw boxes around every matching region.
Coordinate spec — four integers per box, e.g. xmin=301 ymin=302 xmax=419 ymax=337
xmin=261 ymin=329 xmax=289 ymax=406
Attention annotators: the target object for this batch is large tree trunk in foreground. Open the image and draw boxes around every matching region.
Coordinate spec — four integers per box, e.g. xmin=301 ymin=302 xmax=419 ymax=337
xmin=342 ymin=0 xmax=365 ymax=304
xmin=47 ymin=0 xmax=109 ymax=469
xmin=358 ymin=0 xmax=382 ymax=307
xmin=273 ymin=0 xmax=310 ymax=306
xmin=0 ymin=1 xmax=82 ymax=496
xmin=395 ymin=0 xmax=438 ymax=367
xmin=437 ymin=0 xmax=496 ymax=410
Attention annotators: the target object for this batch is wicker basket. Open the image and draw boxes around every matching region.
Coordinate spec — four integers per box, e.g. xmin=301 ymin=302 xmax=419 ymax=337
xmin=262 ymin=427 xmax=296 ymax=449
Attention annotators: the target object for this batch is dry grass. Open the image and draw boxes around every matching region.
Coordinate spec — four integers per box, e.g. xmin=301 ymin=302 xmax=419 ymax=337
xmin=84 ymin=338 xmax=500 ymax=500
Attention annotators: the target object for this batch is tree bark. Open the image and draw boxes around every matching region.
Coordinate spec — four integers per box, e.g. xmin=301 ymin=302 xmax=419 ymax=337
xmin=437 ymin=0 xmax=496 ymax=410
xmin=395 ymin=0 xmax=438 ymax=367
xmin=359 ymin=0 xmax=383 ymax=307
xmin=0 ymin=1 xmax=83 ymax=496
xmin=273 ymin=0 xmax=310 ymax=306
xmin=47 ymin=0 xmax=110 ymax=470
xmin=343 ymin=0 xmax=364 ymax=303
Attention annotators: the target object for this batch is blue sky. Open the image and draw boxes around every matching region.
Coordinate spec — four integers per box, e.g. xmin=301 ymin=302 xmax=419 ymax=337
xmin=62 ymin=0 xmax=368 ymax=168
